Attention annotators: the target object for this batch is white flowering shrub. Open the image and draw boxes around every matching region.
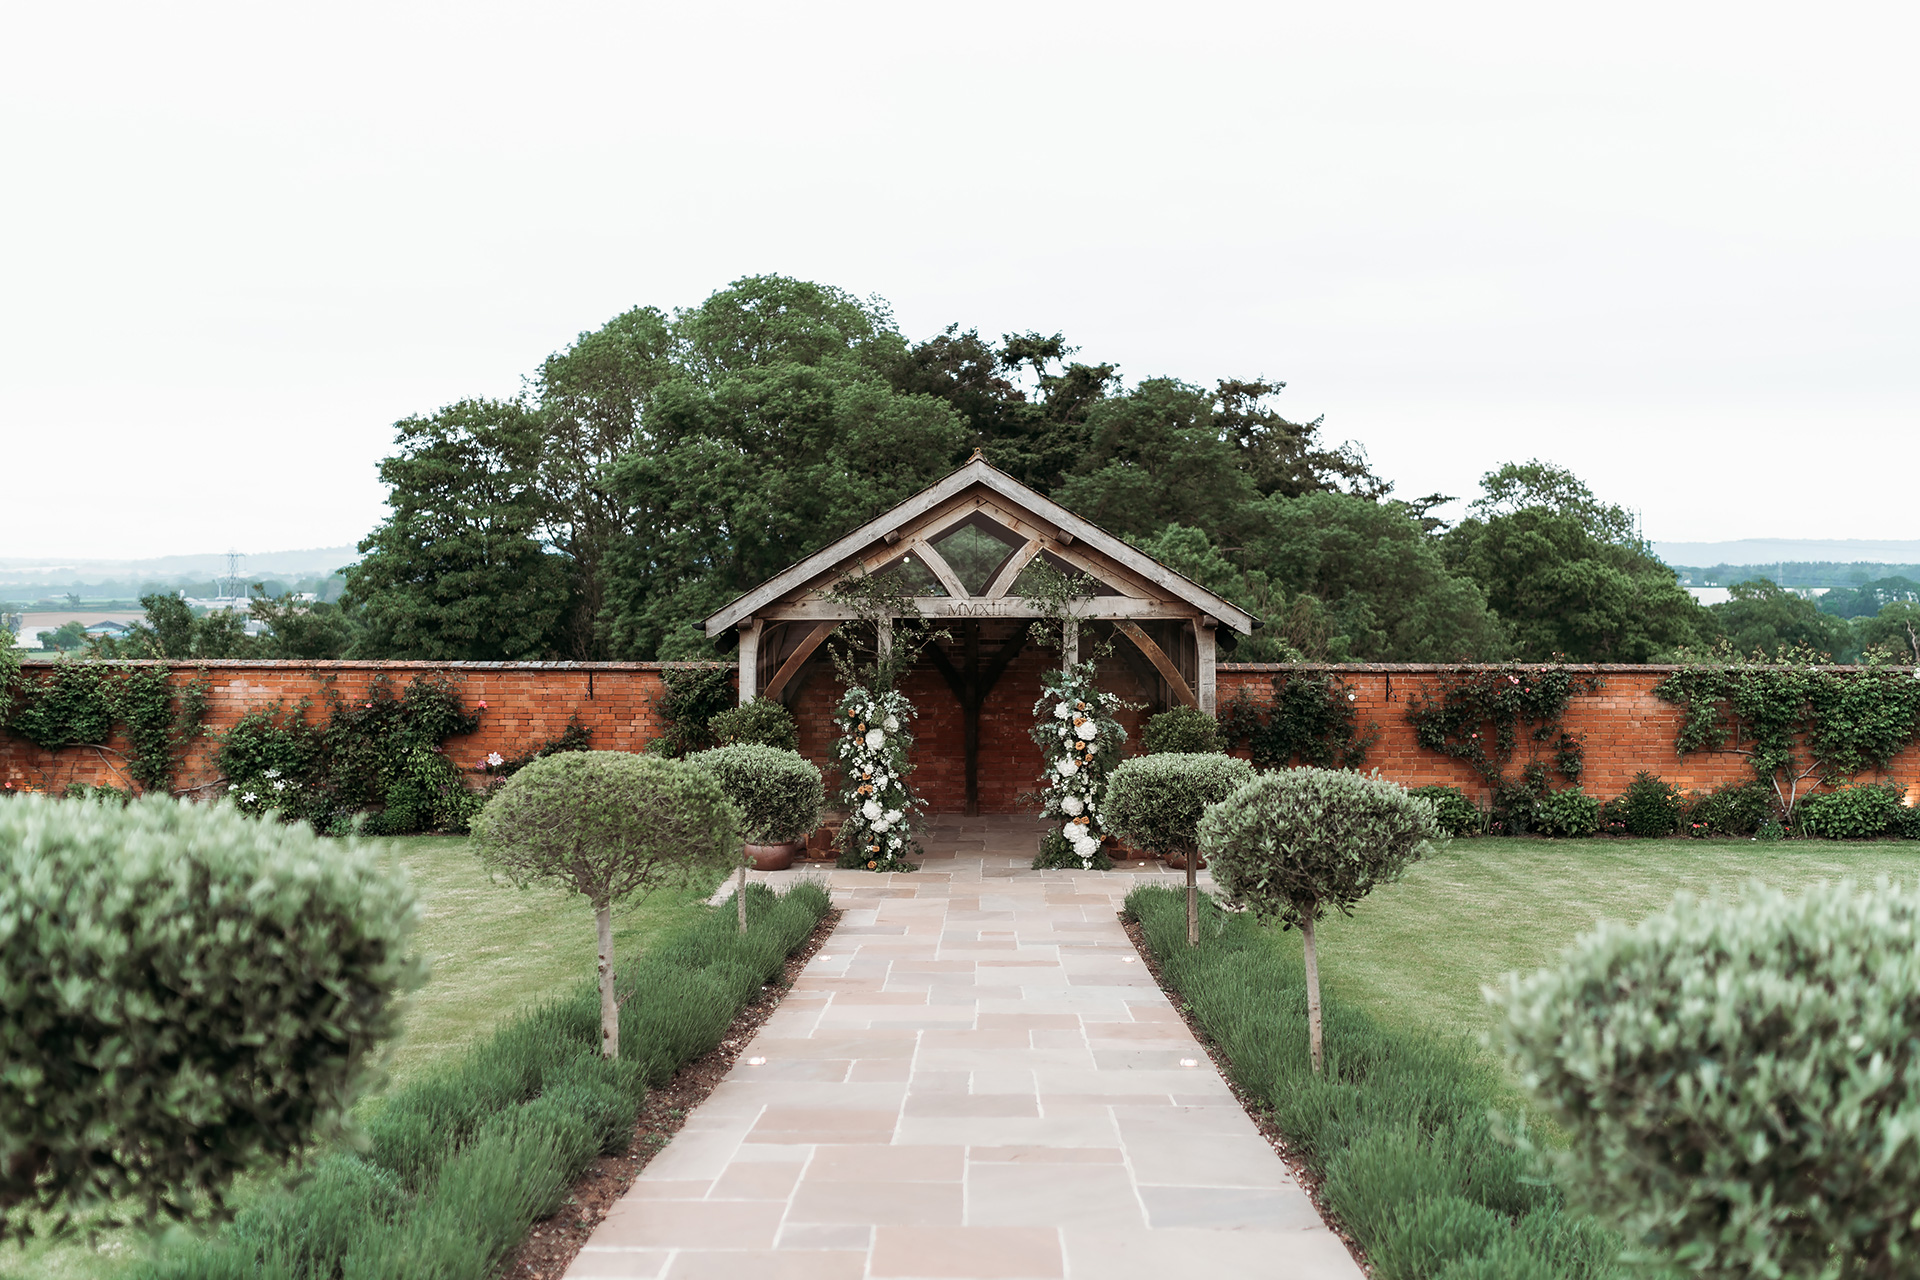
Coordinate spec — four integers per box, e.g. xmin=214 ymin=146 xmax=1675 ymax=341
xmin=1495 ymin=881 xmax=1920 ymax=1277
xmin=832 ymin=686 xmax=921 ymax=871
xmin=1029 ymin=662 xmax=1128 ymax=868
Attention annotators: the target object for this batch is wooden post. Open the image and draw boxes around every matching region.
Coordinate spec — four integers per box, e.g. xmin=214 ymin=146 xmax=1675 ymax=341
xmin=877 ymin=616 xmax=893 ymax=669
xmin=1196 ymin=617 xmax=1217 ymax=715
xmin=1063 ymin=617 xmax=1079 ymax=669
xmin=738 ymin=618 xmax=762 ymax=704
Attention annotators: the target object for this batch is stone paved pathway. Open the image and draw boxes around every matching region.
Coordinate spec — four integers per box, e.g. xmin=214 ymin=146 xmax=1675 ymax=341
xmin=565 ymin=816 xmax=1361 ymax=1280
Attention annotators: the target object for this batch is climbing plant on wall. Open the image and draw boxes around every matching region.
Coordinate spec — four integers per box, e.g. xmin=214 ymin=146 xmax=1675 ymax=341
xmin=2 ymin=662 xmax=210 ymax=795
xmin=1404 ymin=665 xmax=1599 ymax=832
xmin=1219 ymin=672 xmax=1377 ymax=771
xmin=1653 ymin=651 xmax=1920 ymax=820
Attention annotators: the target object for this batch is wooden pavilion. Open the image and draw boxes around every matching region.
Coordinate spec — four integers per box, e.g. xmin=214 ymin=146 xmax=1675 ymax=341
xmin=703 ymin=454 xmax=1258 ymax=813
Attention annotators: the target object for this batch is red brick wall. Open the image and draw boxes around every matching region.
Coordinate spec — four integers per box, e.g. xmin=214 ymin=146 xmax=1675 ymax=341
xmin=7 ymin=660 xmax=1917 ymax=810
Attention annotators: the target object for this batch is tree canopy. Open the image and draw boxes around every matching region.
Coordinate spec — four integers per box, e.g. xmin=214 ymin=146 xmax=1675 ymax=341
xmin=336 ymin=276 xmax=1724 ymax=664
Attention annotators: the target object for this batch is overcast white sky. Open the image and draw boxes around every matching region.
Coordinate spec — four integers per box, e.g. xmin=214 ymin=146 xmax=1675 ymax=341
xmin=3 ymin=1 xmax=1915 ymax=561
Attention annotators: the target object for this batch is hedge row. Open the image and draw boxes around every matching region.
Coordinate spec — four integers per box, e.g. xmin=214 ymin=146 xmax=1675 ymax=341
xmin=1124 ymin=884 xmax=1623 ymax=1280
xmin=134 ymin=880 xmax=831 ymax=1280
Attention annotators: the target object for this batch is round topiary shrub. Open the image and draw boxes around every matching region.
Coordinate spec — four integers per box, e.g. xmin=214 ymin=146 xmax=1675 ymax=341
xmin=1141 ymin=705 xmax=1222 ymax=755
xmin=0 ymin=794 xmax=425 ymax=1233
xmin=470 ymin=752 xmax=740 ymax=1058
xmin=687 ymin=744 xmax=824 ymax=843
xmin=1105 ymin=752 xmax=1254 ymax=944
xmin=1198 ymin=768 xmax=1440 ymax=1072
xmin=1495 ymin=881 xmax=1920 ymax=1278
xmin=706 ymin=698 xmax=801 ymax=752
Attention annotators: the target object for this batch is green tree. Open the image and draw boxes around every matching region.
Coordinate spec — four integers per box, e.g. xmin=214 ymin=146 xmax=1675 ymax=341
xmin=1444 ymin=461 xmax=1704 ymax=661
xmin=469 ymin=752 xmax=741 ymax=1058
xmin=1856 ymin=600 xmax=1920 ymax=662
xmin=248 ymin=585 xmax=356 ymax=659
xmin=343 ymin=400 xmax=569 ymax=660
xmin=1706 ymin=580 xmax=1856 ymax=660
xmin=1199 ymin=768 xmax=1440 ymax=1073
xmin=90 ymin=593 xmax=258 ymax=659
xmin=1819 ymin=575 xmax=1920 ymax=620
xmin=36 ymin=621 xmax=88 ymax=652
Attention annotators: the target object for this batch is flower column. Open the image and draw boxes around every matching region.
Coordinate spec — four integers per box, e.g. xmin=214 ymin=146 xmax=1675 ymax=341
xmin=832 ymin=686 xmax=923 ymax=872
xmin=1030 ymin=662 xmax=1127 ymax=869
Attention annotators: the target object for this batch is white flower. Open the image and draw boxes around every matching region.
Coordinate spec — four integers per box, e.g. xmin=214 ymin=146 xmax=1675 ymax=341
xmin=1075 ymin=722 xmax=1098 ymax=741
xmin=872 ymin=772 xmax=889 ymax=788
xmin=263 ymin=768 xmax=280 ymax=779
xmin=228 ymin=782 xmax=239 ymax=792
xmin=862 ymin=799 xmax=883 ymax=822
xmin=1061 ymin=795 xmax=1085 ymax=816
xmin=271 ymin=780 xmax=286 ymax=791
xmin=865 ymin=728 xmax=886 ymax=749
xmin=1053 ymin=703 xmax=1072 ymax=720
xmin=1056 ymin=758 xmax=1078 ymax=777
xmin=486 ymin=752 xmax=504 ymax=767
xmin=884 ymin=809 xmax=903 ymax=824
xmin=872 ymin=819 xmax=891 ymax=833
xmin=883 ymin=715 xmax=900 ymax=732
xmin=242 ymin=792 xmax=258 ymax=803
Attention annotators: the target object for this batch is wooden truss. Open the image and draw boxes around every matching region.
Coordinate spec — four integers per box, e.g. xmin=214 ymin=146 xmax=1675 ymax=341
xmin=703 ymin=456 xmax=1258 ymax=810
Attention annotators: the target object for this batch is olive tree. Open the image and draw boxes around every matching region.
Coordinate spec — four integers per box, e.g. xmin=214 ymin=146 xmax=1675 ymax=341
xmin=1104 ymin=753 xmax=1254 ymax=946
xmin=1495 ymin=881 xmax=1920 ymax=1279
xmin=0 ymin=794 xmax=423 ymax=1236
xmin=470 ymin=751 xmax=740 ymax=1057
xmin=1198 ymin=768 xmax=1439 ymax=1073
xmin=687 ymin=744 xmax=824 ymax=931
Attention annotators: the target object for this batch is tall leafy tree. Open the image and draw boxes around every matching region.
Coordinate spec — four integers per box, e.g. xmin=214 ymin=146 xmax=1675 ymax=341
xmin=343 ymin=400 xmax=568 ymax=660
xmin=1444 ymin=461 xmax=1704 ymax=662
xmin=1705 ymin=581 xmax=1856 ymax=660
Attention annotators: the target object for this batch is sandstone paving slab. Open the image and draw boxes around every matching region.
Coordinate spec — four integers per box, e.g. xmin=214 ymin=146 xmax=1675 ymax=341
xmin=568 ymin=819 xmax=1358 ymax=1280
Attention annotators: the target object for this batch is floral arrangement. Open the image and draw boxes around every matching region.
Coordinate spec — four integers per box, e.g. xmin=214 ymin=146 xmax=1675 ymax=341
xmin=832 ymin=685 xmax=922 ymax=872
xmin=1030 ymin=661 xmax=1128 ymax=869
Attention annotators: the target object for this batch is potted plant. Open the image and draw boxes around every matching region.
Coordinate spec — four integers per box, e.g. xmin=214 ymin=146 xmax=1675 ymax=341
xmin=687 ymin=744 xmax=825 ymax=872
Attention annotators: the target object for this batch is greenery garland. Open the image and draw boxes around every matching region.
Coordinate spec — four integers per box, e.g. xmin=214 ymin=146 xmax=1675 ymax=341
xmin=1029 ymin=661 xmax=1128 ymax=869
xmin=1405 ymin=665 xmax=1598 ymax=788
xmin=831 ymin=685 xmax=921 ymax=871
xmin=1653 ymin=653 xmax=1920 ymax=819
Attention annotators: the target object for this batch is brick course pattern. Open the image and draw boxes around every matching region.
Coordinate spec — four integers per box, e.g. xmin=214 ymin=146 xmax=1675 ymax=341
xmin=6 ymin=661 xmax=1916 ymax=811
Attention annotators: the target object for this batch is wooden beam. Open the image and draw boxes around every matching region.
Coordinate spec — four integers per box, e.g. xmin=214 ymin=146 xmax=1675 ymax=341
xmin=1195 ymin=618 xmax=1217 ymax=714
xmin=983 ymin=537 xmax=1041 ymax=599
xmin=737 ymin=618 xmax=763 ymax=704
xmin=764 ymin=595 xmax=1190 ymax=622
xmin=762 ymin=622 xmax=833 ymax=702
xmin=906 ymin=538 xmax=969 ymax=599
xmin=1115 ymin=620 xmax=1197 ymax=709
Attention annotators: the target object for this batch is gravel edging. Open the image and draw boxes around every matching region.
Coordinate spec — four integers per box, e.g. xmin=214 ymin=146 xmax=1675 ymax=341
xmin=495 ymin=905 xmax=842 ymax=1280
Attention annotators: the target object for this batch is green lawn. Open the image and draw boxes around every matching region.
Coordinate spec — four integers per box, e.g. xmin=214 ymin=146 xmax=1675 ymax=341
xmin=2 ymin=833 xmax=725 ymax=1280
xmin=1297 ymin=835 xmax=1920 ymax=1042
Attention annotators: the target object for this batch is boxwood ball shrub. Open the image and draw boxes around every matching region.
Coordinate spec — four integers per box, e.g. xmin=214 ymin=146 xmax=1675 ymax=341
xmin=1104 ymin=752 xmax=1254 ymax=945
xmin=688 ymin=743 xmax=825 ymax=929
xmin=1141 ymin=705 xmax=1222 ymax=755
xmin=1533 ymin=786 xmax=1600 ymax=838
xmin=1496 ymin=881 xmax=1920 ymax=1278
xmin=470 ymin=752 xmax=740 ymax=1059
xmin=1198 ymin=768 xmax=1441 ymax=1074
xmin=706 ymin=697 xmax=800 ymax=752
xmin=0 ymin=794 xmax=424 ymax=1235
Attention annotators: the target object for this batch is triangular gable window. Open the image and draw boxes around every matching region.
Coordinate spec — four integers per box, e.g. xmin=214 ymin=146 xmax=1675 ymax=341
xmin=929 ymin=514 xmax=1024 ymax=597
xmin=1010 ymin=549 xmax=1124 ymax=597
xmin=872 ymin=553 xmax=947 ymax=597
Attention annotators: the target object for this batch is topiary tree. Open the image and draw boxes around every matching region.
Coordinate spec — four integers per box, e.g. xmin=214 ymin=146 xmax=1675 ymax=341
xmin=470 ymin=751 xmax=741 ymax=1057
xmin=1495 ymin=881 xmax=1920 ymax=1278
xmin=1105 ymin=753 xmax=1254 ymax=946
xmin=706 ymin=698 xmax=801 ymax=752
xmin=1199 ymin=768 xmax=1440 ymax=1073
xmin=687 ymin=744 xmax=824 ymax=930
xmin=0 ymin=794 xmax=424 ymax=1236
xmin=1141 ymin=705 xmax=1222 ymax=755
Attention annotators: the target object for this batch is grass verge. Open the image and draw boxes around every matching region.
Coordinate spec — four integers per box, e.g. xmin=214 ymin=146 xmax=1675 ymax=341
xmin=1125 ymin=883 xmax=1623 ymax=1280
xmin=126 ymin=880 xmax=831 ymax=1280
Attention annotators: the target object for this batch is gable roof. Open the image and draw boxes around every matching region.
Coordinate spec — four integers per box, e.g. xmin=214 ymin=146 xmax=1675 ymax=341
xmin=702 ymin=455 xmax=1258 ymax=637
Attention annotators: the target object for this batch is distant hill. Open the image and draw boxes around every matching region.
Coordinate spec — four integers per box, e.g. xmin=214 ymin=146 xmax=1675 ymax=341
xmin=1653 ymin=538 xmax=1920 ymax=567
xmin=0 ymin=547 xmax=359 ymax=593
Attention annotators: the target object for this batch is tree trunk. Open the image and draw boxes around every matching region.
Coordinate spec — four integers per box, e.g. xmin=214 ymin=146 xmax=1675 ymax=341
xmin=1185 ymin=844 xmax=1199 ymax=947
xmin=736 ymin=857 xmax=749 ymax=933
xmin=596 ymin=901 xmax=619 ymax=1059
xmin=1301 ymin=912 xmax=1323 ymax=1075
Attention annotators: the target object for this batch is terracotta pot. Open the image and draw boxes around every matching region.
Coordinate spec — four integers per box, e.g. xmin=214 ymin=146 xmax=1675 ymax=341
xmin=1161 ymin=850 xmax=1207 ymax=872
xmin=743 ymin=840 xmax=803 ymax=871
